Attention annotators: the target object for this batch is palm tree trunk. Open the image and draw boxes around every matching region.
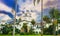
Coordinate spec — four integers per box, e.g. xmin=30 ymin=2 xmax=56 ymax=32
xmin=27 ymin=26 xmax=30 ymax=33
xmin=57 ymin=24 xmax=58 ymax=35
xmin=53 ymin=24 xmax=56 ymax=36
xmin=53 ymin=19 xmax=58 ymax=36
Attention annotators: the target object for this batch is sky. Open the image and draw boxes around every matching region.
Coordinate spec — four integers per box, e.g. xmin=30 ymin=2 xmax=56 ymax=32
xmin=0 ymin=0 xmax=59 ymax=23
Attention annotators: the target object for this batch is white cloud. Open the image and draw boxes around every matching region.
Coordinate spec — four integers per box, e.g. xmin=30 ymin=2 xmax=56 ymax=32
xmin=0 ymin=14 xmax=11 ymax=21
xmin=43 ymin=0 xmax=57 ymax=8
xmin=2 ymin=15 xmax=11 ymax=21
xmin=0 ymin=14 xmax=5 ymax=17
xmin=0 ymin=2 xmax=12 ymax=12
xmin=18 ymin=0 xmax=41 ymax=21
xmin=18 ymin=0 xmax=57 ymax=22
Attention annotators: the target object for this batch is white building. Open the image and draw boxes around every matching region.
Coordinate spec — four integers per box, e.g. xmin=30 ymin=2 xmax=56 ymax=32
xmin=15 ymin=20 xmax=32 ymax=30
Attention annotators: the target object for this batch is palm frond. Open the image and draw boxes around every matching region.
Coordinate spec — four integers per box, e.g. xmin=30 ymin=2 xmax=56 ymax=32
xmin=33 ymin=0 xmax=36 ymax=6
xmin=37 ymin=0 xmax=40 ymax=4
xmin=33 ymin=0 xmax=40 ymax=6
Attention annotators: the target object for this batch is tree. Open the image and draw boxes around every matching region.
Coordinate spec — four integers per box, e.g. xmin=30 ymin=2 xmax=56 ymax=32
xmin=2 ymin=25 xmax=13 ymax=34
xmin=16 ymin=18 xmax=21 ymax=25
xmin=31 ymin=19 xmax=36 ymax=26
xmin=57 ymin=19 xmax=60 ymax=23
xmin=43 ymin=25 xmax=54 ymax=35
xmin=43 ymin=16 xmax=51 ymax=23
xmin=22 ymin=23 xmax=27 ymax=33
xmin=19 ymin=18 xmax=21 ymax=22
xmin=49 ymin=8 xmax=60 ymax=35
xmin=49 ymin=8 xmax=60 ymax=19
xmin=33 ymin=0 xmax=40 ymax=6
xmin=15 ymin=28 xmax=20 ymax=34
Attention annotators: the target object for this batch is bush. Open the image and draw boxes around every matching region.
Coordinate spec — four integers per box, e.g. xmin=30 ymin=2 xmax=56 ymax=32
xmin=15 ymin=28 xmax=20 ymax=34
xmin=20 ymin=28 xmax=36 ymax=35
xmin=20 ymin=32 xmax=36 ymax=35
xmin=57 ymin=30 xmax=60 ymax=34
xmin=43 ymin=25 xmax=54 ymax=35
xmin=1 ymin=25 xmax=13 ymax=34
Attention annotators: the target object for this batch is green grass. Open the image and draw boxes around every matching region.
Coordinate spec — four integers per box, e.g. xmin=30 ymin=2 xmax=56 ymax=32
xmin=0 ymin=35 xmax=58 ymax=36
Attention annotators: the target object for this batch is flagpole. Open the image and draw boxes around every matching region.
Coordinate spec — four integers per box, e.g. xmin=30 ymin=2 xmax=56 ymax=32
xmin=41 ymin=0 xmax=43 ymax=36
xmin=12 ymin=0 xmax=17 ymax=36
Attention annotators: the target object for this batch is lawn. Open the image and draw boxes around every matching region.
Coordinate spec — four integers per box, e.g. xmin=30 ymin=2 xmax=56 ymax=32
xmin=0 ymin=35 xmax=57 ymax=36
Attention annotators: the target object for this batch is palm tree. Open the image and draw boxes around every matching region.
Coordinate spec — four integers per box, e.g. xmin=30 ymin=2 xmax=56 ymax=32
xmin=33 ymin=0 xmax=40 ymax=6
xmin=31 ymin=19 xmax=36 ymax=26
xmin=43 ymin=16 xmax=51 ymax=23
xmin=49 ymin=8 xmax=59 ymax=19
xmin=49 ymin=8 xmax=59 ymax=35
xmin=19 ymin=18 xmax=21 ymax=22
xmin=16 ymin=18 xmax=21 ymax=25
xmin=37 ymin=0 xmax=40 ymax=4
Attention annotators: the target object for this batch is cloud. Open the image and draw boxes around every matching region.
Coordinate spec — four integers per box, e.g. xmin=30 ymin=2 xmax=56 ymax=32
xmin=44 ymin=0 xmax=58 ymax=8
xmin=17 ymin=0 xmax=37 ymax=20
xmin=0 ymin=13 xmax=11 ymax=21
xmin=17 ymin=0 xmax=42 ymax=22
xmin=0 ymin=2 xmax=12 ymax=13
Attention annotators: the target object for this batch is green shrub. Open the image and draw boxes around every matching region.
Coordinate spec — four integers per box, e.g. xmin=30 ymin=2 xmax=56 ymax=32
xmin=43 ymin=25 xmax=54 ymax=35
